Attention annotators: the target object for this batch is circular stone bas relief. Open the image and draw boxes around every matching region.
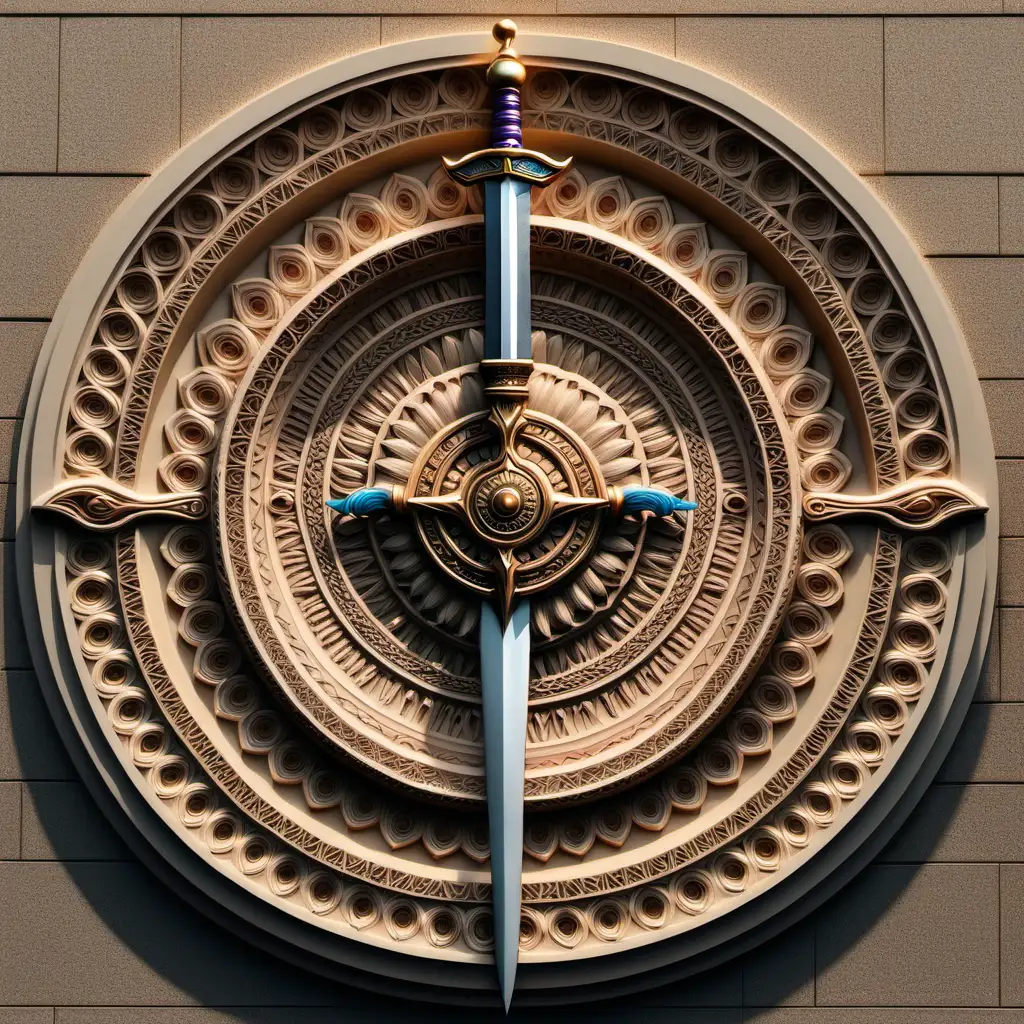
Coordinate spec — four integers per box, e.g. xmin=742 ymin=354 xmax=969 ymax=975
xmin=18 ymin=34 xmax=996 ymax=1006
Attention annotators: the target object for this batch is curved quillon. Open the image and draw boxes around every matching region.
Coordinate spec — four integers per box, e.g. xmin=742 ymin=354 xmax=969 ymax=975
xmin=328 ymin=477 xmax=696 ymax=626
xmin=442 ymin=148 xmax=570 ymax=187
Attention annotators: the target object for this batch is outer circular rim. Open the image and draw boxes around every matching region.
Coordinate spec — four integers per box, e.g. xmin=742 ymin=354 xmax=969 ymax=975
xmin=16 ymin=33 xmax=997 ymax=1006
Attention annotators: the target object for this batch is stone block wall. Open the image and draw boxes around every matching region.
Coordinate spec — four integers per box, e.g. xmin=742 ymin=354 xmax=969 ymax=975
xmin=0 ymin=5 xmax=1021 ymax=1022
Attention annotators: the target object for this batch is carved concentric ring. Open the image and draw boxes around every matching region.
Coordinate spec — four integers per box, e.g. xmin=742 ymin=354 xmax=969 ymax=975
xmin=212 ymin=224 xmax=798 ymax=809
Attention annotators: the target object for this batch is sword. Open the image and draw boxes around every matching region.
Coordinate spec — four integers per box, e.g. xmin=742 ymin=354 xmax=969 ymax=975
xmin=441 ymin=25 xmax=565 ymax=1006
xmin=328 ymin=21 xmax=696 ymax=1011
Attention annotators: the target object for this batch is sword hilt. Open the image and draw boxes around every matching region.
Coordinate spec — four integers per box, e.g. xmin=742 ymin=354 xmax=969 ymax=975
xmin=487 ymin=20 xmax=526 ymax=149
xmin=441 ymin=21 xmax=572 ymax=188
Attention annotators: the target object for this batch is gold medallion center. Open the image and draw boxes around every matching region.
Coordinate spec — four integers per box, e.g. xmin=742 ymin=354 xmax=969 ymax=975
xmin=491 ymin=486 xmax=522 ymax=518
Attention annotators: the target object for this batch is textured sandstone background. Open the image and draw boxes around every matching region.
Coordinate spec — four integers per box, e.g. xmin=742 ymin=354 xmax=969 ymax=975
xmin=0 ymin=5 xmax=1022 ymax=1022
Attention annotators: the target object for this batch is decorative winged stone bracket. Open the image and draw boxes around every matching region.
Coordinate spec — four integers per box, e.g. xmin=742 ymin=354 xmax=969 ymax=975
xmin=803 ymin=478 xmax=987 ymax=532
xmin=33 ymin=477 xmax=208 ymax=532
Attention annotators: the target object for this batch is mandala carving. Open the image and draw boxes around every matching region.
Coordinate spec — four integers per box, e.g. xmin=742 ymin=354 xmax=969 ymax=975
xmin=18 ymin=27 xmax=994 ymax=1009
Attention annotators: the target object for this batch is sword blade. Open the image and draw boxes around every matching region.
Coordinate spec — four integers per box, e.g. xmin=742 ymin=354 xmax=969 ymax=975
xmin=484 ymin=177 xmax=532 ymax=361
xmin=479 ymin=599 xmax=530 ymax=1012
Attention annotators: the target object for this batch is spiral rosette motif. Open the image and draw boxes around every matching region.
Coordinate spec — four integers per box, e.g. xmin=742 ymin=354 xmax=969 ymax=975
xmin=18 ymin=35 xmax=993 ymax=1009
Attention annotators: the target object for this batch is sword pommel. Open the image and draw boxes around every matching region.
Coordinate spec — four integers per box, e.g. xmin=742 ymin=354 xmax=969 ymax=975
xmin=487 ymin=20 xmax=525 ymax=90
xmin=487 ymin=20 xmax=526 ymax=149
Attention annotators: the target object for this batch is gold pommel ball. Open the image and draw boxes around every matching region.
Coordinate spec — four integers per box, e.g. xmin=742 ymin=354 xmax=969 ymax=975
xmin=492 ymin=18 xmax=518 ymax=49
xmin=491 ymin=486 xmax=522 ymax=518
xmin=487 ymin=19 xmax=527 ymax=89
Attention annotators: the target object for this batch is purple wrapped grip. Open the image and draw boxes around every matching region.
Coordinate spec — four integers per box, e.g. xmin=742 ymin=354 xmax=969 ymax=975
xmin=491 ymin=87 xmax=522 ymax=149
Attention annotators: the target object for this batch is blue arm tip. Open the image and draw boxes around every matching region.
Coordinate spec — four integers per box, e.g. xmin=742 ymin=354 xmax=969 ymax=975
xmin=325 ymin=487 xmax=394 ymax=517
xmin=620 ymin=486 xmax=697 ymax=517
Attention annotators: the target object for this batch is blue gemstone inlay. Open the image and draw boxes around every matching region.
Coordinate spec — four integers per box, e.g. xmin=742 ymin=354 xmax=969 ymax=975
xmin=511 ymin=157 xmax=557 ymax=179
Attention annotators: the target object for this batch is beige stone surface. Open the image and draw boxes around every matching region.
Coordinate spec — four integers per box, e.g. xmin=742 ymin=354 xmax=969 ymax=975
xmin=4 ymin=0 xmax=554 ymax=9
xmin=938 ymin=704 xmax=1024 ymax=783
xmin=1003 ymin=540 xmax=1024 ymax=606
xmin=181 ymin=16 xmax=379 ymax=143
xmin=0 ymin=1012 xmax=56 ymax=1024
xmin=59 ymin=17 xmax=180 ymax=173
xmin=585 ymin=0 xmax=999 ymax=7
xmin=1002 ymin=865 xmax=1024 ymax=1007
xmin=1002 ymin=608 xmax=1024 ymax=702
xmin=0 ymin=543 xmax=31 ymax=671
xmin=886 ymin=19 xmax=1024 ymax=173
xmin=0 ymin=862 xmax=383 ymax=1005
xmin=0 ymin=420 xmax=20 ymax=483
xmin=815 ymin=864 xmax=1000 ymax=1006
xmin=0 ymin=0 xmax=999 ymax=8
xmin=0 ymin=672 xmax=76 ymax=781
xmin=0 ymin=0 xmax=1000 ymax=10
xmin=573 ymin=0 xmax=996 ymax=8
xmin=979 ymin=609 xmax=999 ymax=701
xmin=0 ymin=177 xmax=137 ymax=318
xmin=21 ymin=782 xmax=130 ymax=860
xmin=0 ymin=18 xmax=58 ymax=172
xmin=0 ymin=485 xmax=13 ymax=542
xmin=741 ymin=924 xmax=814 ymax=1007
xmin=674 ymin=18 xmax=883 ymax=173
xmin=381 ymin=16 xmax=675 ymax=55
xmin=0 ymin=781 xmax=20 ymax=859
xmin=930 ymin=260 xmax=1024 ymax=379
xmin=1001 ymin=178 xmax=1024 ymax=254
xmin=865 ymin=176 xmax=997 ymax=256
xmin=880 ymin=785 xmax=1024 ymax=863
xmin=981 ymin=382 xmax=1024 ymax=457
xmin=0 ymin=325 xmax=45 ymax=418
xmin=999 ymin=462 xmax=1024 ymax=538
